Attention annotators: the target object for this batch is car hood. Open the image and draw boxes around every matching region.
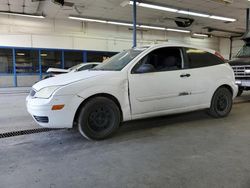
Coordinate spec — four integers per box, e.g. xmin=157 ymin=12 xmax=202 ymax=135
xmin=229 ymin=57 xmax=250 ymax=66
xmin=46 ymin=68 xmax=69 ymax=73
xmin=33 ymin=70 xmax=110 ymax=91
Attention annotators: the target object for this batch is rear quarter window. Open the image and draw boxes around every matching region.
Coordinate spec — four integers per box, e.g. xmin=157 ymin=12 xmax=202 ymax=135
xmin=186 ymin=48 xmax=225 ymax=69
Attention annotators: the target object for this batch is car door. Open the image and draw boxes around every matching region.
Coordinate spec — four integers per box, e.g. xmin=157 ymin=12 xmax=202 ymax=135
xmin=128 ymin=47 xmax=194 ymax=117
xmin=183 ymin=48 xmax=224 ymax=106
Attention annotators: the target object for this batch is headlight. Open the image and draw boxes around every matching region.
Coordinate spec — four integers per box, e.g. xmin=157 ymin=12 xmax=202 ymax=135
xmin=235 ymin=80 xmax=242 ymax=85
xmin=34 ymin=86 xmax=61 ymax=99
xmin=245 ymin=70 xmax=250 ymax=74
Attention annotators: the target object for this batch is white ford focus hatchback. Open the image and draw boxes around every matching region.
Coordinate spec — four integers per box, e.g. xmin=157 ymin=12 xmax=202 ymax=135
xmin=26 ymin=43 xmax=238 ymax=140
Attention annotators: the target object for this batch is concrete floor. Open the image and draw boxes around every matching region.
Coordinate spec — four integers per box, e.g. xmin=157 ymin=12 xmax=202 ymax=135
xmin=0 ymin=89 xmax=39 ymax=133
xmin=1 ymin=91 xmax=250 ymax=188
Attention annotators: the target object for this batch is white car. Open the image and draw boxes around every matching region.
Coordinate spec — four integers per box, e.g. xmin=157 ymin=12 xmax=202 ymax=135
xmin=44 ymin=62 xmax=100 ymax=78
xmin=26 ymin=43 xmax=238 ymax=140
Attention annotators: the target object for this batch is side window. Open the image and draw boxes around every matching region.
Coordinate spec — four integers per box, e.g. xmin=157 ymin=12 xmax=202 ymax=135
xmin=133 ymin=47 xmax=183 ymax=73
xmin=186 ymin=48 xmax=224 ymax=69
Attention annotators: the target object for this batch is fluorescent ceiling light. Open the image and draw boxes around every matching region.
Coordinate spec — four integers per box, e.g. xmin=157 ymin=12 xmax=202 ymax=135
xmin=129 ymin=1 xmax=140 ymax=5
xmin=0 ymin=12 xmax=44 ymax=19
xmin=167 ymin=28 xmax=190 ymax=33
xmin=139 ymin=25 xmax=166 ymax=30
xmin=178 ymin=10 xmax=209 ymax=18
xmin=69 ymin=16 xmax=133 ymax=27
xmin=41 ymin=53 xmax=47 ymax=57
xmin=129 ymin=1 xmax=236 ymax=22
xmin=107 ymin=21 xmax=133 ymax=27
xmin=68 ymin=16 xmax=192 ymax=34
xmin=209 ymin=15 xmax=236 ymax=22
xmin=193 ymin=33 xmax=209 ymax=37
xmin=138 ymin=3 xmax=178 ymax=13
xmin=68 ymin=16 xmax=107 ymax=23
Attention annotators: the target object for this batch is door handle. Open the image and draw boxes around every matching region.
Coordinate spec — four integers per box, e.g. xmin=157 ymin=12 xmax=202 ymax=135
xmin=180 ymin=73 xmax=191 ymax=78
xmin=179 ymin=92 xmax=190 ymax=96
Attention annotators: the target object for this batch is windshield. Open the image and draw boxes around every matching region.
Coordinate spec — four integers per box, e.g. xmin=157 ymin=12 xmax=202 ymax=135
xmin=236 ymin=44 xmax=250 ymax=58
xmin=92 ymin=48 xmax=145 ymax=71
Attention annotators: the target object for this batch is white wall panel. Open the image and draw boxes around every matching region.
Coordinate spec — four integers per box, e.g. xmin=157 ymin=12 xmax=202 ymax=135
xmin=0 ymin=25 xmax=9 ymax=33
xmin=0 ymin=34 xmax=31 ymax=47
xmin=32 ymin=35 xmax=73 ymax=49
xmin=142 ymin=30 xmax=166 ymax=41
xmin=17 ymin=75 xmax=40 ymax=87
xmin=0 ymin=16 xmax=221 ymax=52
xmin=73 ymin=37 xmax=108 ymax=51
xmin=219 ymin=38 xmax=230 ymax=60
xmin=107 ymin=39 xmax=133 ymax=51
xmin=0 ymin=75 xmax=14 ymax=87
xmin=55 ymin=19 xmax=83 ymax=33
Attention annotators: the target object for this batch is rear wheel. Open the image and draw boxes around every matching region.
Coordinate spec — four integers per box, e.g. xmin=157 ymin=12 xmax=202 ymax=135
xmin=208 ymin=87 xmax=233 ymax=118
xmin=78 ymin=97 xmax=121 ymax=140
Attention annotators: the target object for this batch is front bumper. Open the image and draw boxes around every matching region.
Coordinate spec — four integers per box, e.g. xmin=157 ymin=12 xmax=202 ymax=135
xmin=235 ymin=79 xmax=250 ymax=88
xmin=26 ymin=94 xmax=84 ymax=128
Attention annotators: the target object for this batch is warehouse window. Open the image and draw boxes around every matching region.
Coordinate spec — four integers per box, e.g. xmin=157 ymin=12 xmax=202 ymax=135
xmin=87 ymin=51 xmax=117 ymax=62
xmin=0 ymin=48 xmax=13 ymax=73
xmin=15 ymin=49 xmax=39 ymax=74
xmin=41 ymin=50 xmax=62 ymax=73
xmin=64 ymin=51 xmax=83 ymax=69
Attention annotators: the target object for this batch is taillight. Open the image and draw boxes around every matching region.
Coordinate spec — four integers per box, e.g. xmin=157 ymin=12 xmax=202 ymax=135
xmin=215 ymin=51 xmax=225 ymax=61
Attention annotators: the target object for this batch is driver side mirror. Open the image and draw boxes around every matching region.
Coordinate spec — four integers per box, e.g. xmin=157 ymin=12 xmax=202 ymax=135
xmin=134 ymin=64 xmax=155 ymax=73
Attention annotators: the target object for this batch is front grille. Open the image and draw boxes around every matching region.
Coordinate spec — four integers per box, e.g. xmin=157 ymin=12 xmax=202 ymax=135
xmin=33 ymin=116 xmax=49 ymax=123
xmin=29 ymin=89 xmax=36 ymax=97
xmin=232 ymin=65 xmax=250 ymax=79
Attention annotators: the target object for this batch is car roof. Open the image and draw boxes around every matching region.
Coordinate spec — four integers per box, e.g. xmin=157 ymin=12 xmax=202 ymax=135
xmin=138 ymin=42 xmax=216 ymax=54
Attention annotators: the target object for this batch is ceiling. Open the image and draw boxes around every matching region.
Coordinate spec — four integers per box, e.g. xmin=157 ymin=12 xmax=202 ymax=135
xmin=0 ymin=0 xmax=250 ymax=37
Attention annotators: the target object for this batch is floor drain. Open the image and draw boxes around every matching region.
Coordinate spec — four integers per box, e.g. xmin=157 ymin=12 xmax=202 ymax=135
xmin=0 ymin=128 xmax=59 ymax=139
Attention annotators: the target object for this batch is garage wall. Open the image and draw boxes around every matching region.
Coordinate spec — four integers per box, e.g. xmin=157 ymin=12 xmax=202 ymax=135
xmin=219 ymin=38 xmax=231 ymax=60
xmin=0 ymin=16 xmax=220 ymax=52
xmin=218 ymin=38 xmax=245 ymax=60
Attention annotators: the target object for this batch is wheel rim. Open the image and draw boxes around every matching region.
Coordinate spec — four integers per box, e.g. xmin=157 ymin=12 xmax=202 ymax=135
xmin=216 ymin=94 xmax=229 ymax=112
xmin=87 ymin=105 xmax=114 ymax=133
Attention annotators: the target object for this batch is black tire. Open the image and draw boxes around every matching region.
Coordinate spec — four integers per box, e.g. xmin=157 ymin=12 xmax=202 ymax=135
xmin=78 ymin=97 xmax=121 ymax=140
xmin=208 ymin=87 xmax=233 ymax=118
xmin=237 ymin=88 xmax=243 ymax=97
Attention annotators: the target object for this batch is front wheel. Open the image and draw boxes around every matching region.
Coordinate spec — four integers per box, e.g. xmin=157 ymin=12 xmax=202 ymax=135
xmin=208 ymin=87 xmax=233 ymax=118
xmin=78 ymin=97 xmax=121 ymax=140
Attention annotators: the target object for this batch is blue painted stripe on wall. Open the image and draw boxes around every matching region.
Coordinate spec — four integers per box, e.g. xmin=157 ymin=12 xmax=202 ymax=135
xmin=12 ymin=48 xmax=17 ymax=87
